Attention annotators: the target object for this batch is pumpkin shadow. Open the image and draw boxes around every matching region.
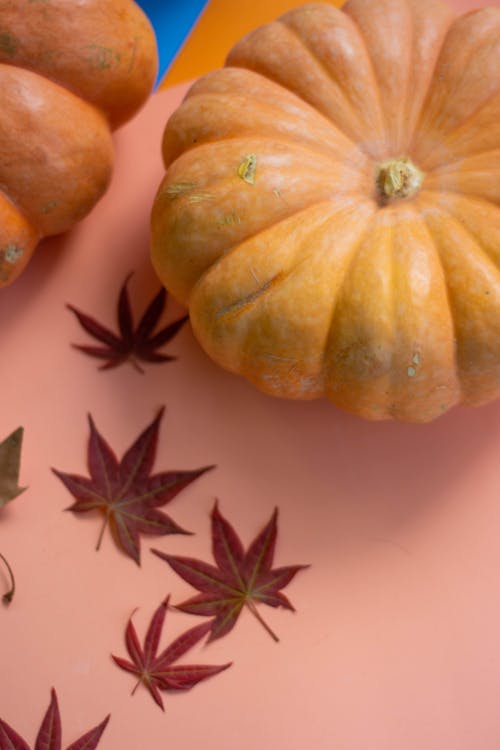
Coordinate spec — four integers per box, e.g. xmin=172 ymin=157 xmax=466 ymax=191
xmin=0 ymin=230 xmax=78 ymax=327
xmin=153 ymin=334 xmax=500 ymax=561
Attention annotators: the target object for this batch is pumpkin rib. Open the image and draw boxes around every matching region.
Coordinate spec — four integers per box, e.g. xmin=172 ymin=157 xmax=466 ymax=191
xmin=420 ymin=199 xmax=500 ymax=284
xmin=183 ymin=65 xmax=371 ymax=167
xmin=176 ymin=132 xmax=368 ymax=176
xmin=227 ymin=12 xmax=385 ymax=156
xmin=415 ymin=37 xmax=478 ymax=134
xmin=395 ymin=0 xmax=414 ymax=153
xmin=342 ymin=0 xmax=454 ymax=156
xmin=421 ymin=181 xmax=500 ymax=209
xmin=428 ymin=148 xmax=500 ymax=175
xmin=276 ymin=17 xmax=382 ymax=151
xmin=182 ymin=65 xmax=339 ymax=125
xmin=162 ymin=91 xmax=365 ymax=168
xmin=326 ymin=212 xmax=400 ymax=420
xmin=414 ymin=96 xmax=500 ymax=170
xmin=388 ymin=205 xmax=461 ymax=421
xmin=419 ymin=200 xmax=500 ymax=402
xmin=398 ymin=0 xmax=454 ymax=155
xmin=278 ymin=3 xmax=389 ymax=148
xmin=245 ymin=205 xmax=372 ymax=397
xmin=191 ymin=198 xmax=354 ymax=302
xmin=162 ymin=133 xmax=366 ymax=183
xmin=411 ymin=8 xmax=500 ymax=167
xmin=385 ymin=216 xmax=404 ymax=421
xmin=321 ymin=207 xmax=384 ymax=407
xmin=426 ymin=191 xmax=500 ymax=268
xmin=434 ymin=93 xmax=499 ymax=144
xmin=190 ymin=200 xmax=375 ymax=391
xmin=342 ymin=0 xmax=414 ymax=154
xmin=416 ymin=101 xmax=500 ymax=171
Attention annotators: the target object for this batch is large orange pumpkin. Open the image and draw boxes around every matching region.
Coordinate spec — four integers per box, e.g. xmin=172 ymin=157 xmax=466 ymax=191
xmin=151 ymin=0 xmax=500 ymax=423
xmin=0 ymin=0 xmax=158 ymax=287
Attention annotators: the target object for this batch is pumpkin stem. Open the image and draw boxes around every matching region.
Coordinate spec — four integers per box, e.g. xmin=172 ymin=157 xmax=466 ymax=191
xmin=376 ymin=157 xmax=423 ymax=201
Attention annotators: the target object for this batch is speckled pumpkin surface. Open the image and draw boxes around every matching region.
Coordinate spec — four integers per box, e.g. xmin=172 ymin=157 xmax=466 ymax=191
xmin=151 ymin=0 xmax=500 ymax=423
xmin=0 ymin=0 xmax=158 ymax=287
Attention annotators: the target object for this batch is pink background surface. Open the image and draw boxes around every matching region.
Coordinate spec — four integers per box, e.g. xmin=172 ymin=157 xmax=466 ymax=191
xmin=1 ymin=0 xmax=500 ymax=747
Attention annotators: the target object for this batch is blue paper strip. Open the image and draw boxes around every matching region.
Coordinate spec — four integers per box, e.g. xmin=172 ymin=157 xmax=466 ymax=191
xmin=135 ymin=1 xmax=210 ymax=86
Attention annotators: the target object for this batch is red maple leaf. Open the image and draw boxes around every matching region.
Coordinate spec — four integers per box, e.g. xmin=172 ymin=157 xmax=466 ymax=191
xmin=152 ymin=502 xmax=309 ymax=643
xmin=67 ymin=273 xmax=188 ymax=372
xmin=112 ymin=596 xmax=231 ymax=711
xmin=52 ymin=408 xmax=214 ymax=564
xmin=0 ymin=688 xmax=109 ymax=750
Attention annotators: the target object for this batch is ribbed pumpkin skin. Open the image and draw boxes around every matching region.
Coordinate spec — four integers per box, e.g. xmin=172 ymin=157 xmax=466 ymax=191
xmin=0 ymin=0 xmax=158 ymax=287
xmin=151 ymin=0 xmax=500 ymax=423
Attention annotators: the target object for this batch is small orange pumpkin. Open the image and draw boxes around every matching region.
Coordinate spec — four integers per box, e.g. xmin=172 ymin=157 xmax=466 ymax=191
xmin=0 ymin=0 xmax=158 ymax=287
xmin=151 ymin=0 xmax=500 ymax=422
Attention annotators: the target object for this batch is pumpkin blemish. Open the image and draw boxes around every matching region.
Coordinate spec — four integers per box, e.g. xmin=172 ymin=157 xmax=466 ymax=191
xmin=238 ymin=153 xmax=257 ymax=184
xmin=2 ymin=244 xmax=23 ymax=264
xmin=217 ymin=213 xmax=241 ymax=227
xmin=86 ymin=43 xmax=120 ymax=70
xmin=41 ymin=200 xmax=59 ymax=214
xmin=165 ymin=181 xmax=197 ymax=199
xmin=0 ymin=32 xmax=18 ymax=57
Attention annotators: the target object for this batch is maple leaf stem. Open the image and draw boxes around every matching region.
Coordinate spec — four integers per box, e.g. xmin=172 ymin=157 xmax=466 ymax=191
xmin=131 ymin=679 xmax=141 ymax=696
xmin=245 ymin=599 xmax=279 ymax=642
xmin=129 ymin=356 xmax=145 ymax=375
xmin=0 ymin=551 xmax=15 ymax=604
xmin=96 ymin=514 xmax=109 ymax=552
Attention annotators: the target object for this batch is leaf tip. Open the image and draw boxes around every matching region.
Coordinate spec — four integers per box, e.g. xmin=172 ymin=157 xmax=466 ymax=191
xmin=150 ymin=547 xmax=167 ymax=561
xmin=101 ymin=714 xmax=111 ymax=730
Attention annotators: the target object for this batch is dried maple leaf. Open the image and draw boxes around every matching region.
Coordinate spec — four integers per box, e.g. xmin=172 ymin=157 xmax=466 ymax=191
xmin=0 ymin=427 xmax=26 ymax=508
xmin=152 ymin=502 xmax=309 ymax=643
xmin=0 ymin=688 xmax=109 ymax=750
xmin=112 ymin=596 xmax=231 ymax=711
xmin=52 ymin=408 xmax=214 ymax=564
xmin=0 ymin=427 xmax=27 ymax=604
xmin=67 ymin=272 xmax=188 ymax=372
